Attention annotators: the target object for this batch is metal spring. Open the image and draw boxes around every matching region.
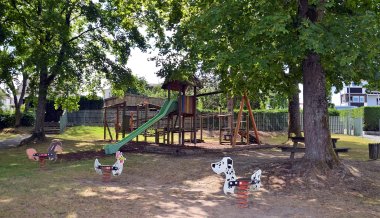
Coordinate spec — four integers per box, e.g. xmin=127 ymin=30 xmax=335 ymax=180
xmin=102 ymin=166 xmax=112 ymax=182
xmin=236 ymin=180 xmax=249 ymax=208
xmin=39 ymin=158 xmax=46 ymax=170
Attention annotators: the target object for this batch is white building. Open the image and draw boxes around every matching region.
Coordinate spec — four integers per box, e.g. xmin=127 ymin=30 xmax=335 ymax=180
xmin=337 ymin=82 xmax=380 ymax=107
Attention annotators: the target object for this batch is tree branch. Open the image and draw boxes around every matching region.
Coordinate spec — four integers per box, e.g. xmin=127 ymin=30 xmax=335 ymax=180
xmin=67 ymin=26 xmax=100 ymax=43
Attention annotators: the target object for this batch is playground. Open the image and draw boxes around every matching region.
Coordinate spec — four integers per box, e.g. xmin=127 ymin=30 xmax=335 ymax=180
xmin=0 ymin=125 xmax=379 ymax=217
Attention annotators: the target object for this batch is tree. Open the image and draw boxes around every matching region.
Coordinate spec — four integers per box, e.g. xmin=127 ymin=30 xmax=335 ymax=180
xmin=0 ymin=12 xmax=32 ymax=127
xmin=156 ymin=0 xmax=380 ymax=170
xmin=1 ymin=0 xmax=162 ymax=141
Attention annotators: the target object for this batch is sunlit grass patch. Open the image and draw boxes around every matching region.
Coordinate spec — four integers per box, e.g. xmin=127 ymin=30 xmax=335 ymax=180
xmin=331 ymin=134 xmax=377 ymax=161
xmin=57 ymin=126 xmax=105 ymax=141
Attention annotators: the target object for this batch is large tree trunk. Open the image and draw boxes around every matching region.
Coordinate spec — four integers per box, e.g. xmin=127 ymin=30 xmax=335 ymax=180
xmin=303 ymin=53 xmax=339 ymax=167
xmin=13 ymin=73 xmax=28 ymax=127
xmin=33 ymin=68 xmax=49 ymax=140
xmin=288 ymin=89 xmax=302 ymax=138
xmin=14 ymin=104 xmax=22 ymax=127
xmin=297 ymin=0 xmax=339 ymax=170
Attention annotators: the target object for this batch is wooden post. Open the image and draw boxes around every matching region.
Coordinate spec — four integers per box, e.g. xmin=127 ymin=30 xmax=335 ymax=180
xmin=145 ymin=103 xmax=148 ymax=142
xmin=178 ymin=88 xmax=183 ymax=145
xmin=136 ymin=104 xmax=139 ymax=142
xmin=369 ymin=143 xmax=380 ymax=160
xmin=104 ymin=108 xmax=107 ymax=140
xmin=246 ymin=113 xmax=249 ymax=145
xmin=171 ymin=116 xmax=174 ymax=145
xmin=193 ymin=86 xmax=197 ymax=145
xmin=219 ymin=108 xmax=222 ymax=144
xmin=227 ymin=97 xmax=234 ymax=144
xmin=200 ymin=114 xmax=203 ymax=141
xmin=116 ymin=106 xmax=119 ymax=141
xmin=244 ymin=94 xmax=260 ymax=145
xmin=122 ymin=102 xmax=126 ymax=138
xmin=232 ymin=98 xmax=244 ymax=147
xmin=164 ymin=87 xmax=173 ymax=144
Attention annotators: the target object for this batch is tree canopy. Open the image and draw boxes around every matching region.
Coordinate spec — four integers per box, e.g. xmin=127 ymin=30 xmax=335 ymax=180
xmin=0 ymin=0 xmax=166 ymax=138
xmin=157 ymin=0 xmax=379 ymax=95
xmin=154 ymin=0 xmax=380 ymax=168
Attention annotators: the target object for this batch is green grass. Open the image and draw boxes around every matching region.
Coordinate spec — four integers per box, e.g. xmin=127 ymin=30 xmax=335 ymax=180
xmin=57 ymin=126 xmax=105 ymax=141
xmin=331 ymin=134 xmax=377 ymax=160
xmin=0 ymin=133 xmax=18 ymax=140
xmin=261 ymin=133 xmax=289 ymax=145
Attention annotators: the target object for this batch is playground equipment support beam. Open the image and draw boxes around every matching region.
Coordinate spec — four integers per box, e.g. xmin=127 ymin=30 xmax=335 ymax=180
xmin=243 ymin=94 xmax=260 ymax=145
xmin=196 ymin=90 xmax=223 ymax=97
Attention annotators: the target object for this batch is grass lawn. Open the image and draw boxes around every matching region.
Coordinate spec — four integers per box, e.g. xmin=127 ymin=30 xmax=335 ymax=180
xmin=331 ymin=134 xmax=377 ymax=160
xmin=0 ymin=133 xmax=18 ymax=140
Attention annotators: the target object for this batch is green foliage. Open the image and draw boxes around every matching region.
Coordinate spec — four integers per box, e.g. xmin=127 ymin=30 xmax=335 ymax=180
xmin=363 ymin=107 xmax=380 ymax=131
xmin=20 ymin=111 xmax=35 ymax=127
xmin=155 ymin=1 xmax=380 ymax=101
xmin=328 ymin=108 xmax=340 ymax=116
xmin=0 ymin=112 xmax=15 ymax=129
xmin=1 ymin=0 xmax=165 ymax=132
xmin=339 ymin=107 xmax=380 ymax=131
xmin=0 ymin=110 xmax=34 ymax=129
xmin=339 ymin=108 xmax=364 ymax=118
xmin=78 ymin=96 xmax=103 ymax=110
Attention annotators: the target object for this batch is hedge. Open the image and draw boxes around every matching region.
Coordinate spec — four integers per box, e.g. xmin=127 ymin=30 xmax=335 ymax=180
xmin=0 ymin=112 xmax=35 ymax=129
xmin=339 ymin=107 xmax=364 ymax=118
xmin=79 ymin=96 xmax=104 ymax=110
xmin=199 ymin=108 xmax=340 ymax=116
xmin=339 ymin=107 xmax=380 ymax=131
xmin=363 ymin=107 xmax=380 ymax=131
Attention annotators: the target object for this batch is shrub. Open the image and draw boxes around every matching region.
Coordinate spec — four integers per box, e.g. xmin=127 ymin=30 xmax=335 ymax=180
xmin=328 ymin=108 xmax=340 ymax=116
xmin=21 ymin=112 xmax=35 ymax=126
xmin=0 ymin=111 xmax=35 ymax=129
xmin=339 ymin=107 xmax=364 ymax=118
xmin=363 ymin=107 xmax=380 ymax=131
xmin=0 ymin=112 xmax=15 ymax=129
xmin=79 ymin=96 xmax=104 ymax=110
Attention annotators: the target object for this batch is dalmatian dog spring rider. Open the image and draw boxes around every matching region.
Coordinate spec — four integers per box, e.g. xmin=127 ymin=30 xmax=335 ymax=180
xmin=94 ymin=151 xmax=126 ymax=181
xmin=211 ymin=157 xmax=262 ymax=194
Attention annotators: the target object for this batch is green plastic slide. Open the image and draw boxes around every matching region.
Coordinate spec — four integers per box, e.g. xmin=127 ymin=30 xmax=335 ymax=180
xmin=103 ymin=99 xmax=178 ymax=154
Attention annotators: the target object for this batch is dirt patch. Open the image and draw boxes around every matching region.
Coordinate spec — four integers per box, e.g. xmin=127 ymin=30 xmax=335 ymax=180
xmin=58 ymin=150 xmax=107 ymax=161
xmin=1 ymin=143 xmax=379 ymax=217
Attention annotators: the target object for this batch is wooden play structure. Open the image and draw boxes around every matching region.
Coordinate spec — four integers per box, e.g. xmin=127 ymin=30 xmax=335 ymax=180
xmin=103 ymin=95 xmax=162 ymax=142
xmin=102 ymin=79 xmax=261 ymax=154
xmin=159 ymin=78 xmax=202 ymax=146
xmin=218 ymin=94 xmax=260 ymax=147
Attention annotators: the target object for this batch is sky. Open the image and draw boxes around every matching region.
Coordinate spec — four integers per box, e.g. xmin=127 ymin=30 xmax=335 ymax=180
xmin=126 ymin=48 xmax=164 ymax=85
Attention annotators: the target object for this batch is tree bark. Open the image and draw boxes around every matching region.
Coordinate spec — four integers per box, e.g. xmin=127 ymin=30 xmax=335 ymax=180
xmin=32 ymin=67 xmax=49 ymax=140
xmin=288 ymin=89 xmax=302 ymax=138
xmin=303 ymin=53 xmax=339 ymax=167
xmin=299 ymin=0 xmax=339 ymax=168
xmin=13 ymin=73 xmax=28 ymax=127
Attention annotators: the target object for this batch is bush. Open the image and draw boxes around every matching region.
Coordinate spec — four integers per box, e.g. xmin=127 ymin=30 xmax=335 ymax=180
xmin=339 ymin=107 xmax=364 ymax=118
xmin=21 ymin=112 xmax=35 ymax=126
xmin=328 ymin=108 xmax=340 ymax=116
xmin=79 ymin=96 xmax=104 ymax=110
xmin=363 ymin=107 xmax=380 ymax=131
xmin=0 ymin=112 xmax=15 ymax=129
xmin=0 ymin=111 xmax=35 ymax=129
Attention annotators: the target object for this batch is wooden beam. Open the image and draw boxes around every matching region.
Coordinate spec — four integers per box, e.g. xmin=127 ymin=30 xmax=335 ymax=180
xmin=244 ymin=94 xmax=260 ymax=145
xmin=232 ymin=98 xmax=244 ymax=147
xmin=195 ymin=90 xmax=223 ymax=97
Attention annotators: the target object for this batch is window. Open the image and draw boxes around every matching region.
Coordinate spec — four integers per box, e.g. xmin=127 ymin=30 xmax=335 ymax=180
xmin=353 ymin=96 xmax=359 ymax=102
xmin=360 ymin=96 xmax=365 ymax=103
